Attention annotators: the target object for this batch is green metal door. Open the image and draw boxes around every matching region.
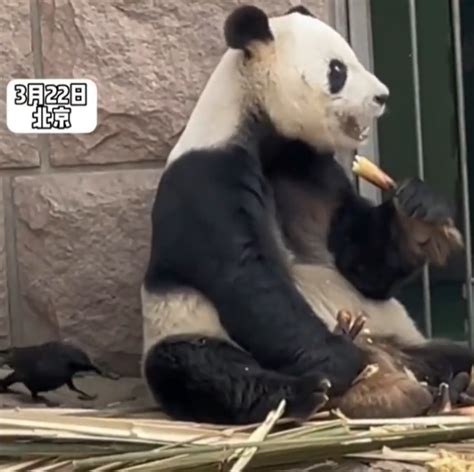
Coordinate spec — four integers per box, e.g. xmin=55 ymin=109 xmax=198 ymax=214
xmin=370 ymin=0 xmax=472 ymax=341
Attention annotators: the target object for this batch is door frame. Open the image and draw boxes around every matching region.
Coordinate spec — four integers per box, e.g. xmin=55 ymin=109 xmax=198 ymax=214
xmin=328 ymin=0 xmax=382 ymax=204
xmin=328 ymin=0 xmax=474 ymax=345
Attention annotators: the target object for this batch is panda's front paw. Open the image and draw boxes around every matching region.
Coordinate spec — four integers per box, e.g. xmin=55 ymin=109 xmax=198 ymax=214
xmin=394 ymin=178 xmax=463 ymax=265
xmin=334 ymin=310 xmax=366 ymax=341
xmin=395 ymin=177 xmax=452 ymax=225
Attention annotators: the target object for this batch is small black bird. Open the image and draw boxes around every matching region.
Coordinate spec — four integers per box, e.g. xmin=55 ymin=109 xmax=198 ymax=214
xmin=0 ymin=341 xmax=118 ymax=404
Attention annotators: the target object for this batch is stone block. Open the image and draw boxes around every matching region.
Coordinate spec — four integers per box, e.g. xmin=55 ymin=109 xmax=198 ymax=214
xmin=0 ymin=180 xmax=9 ymax=348
xmin=13 ymin=169 xmax=161 ymax=374
xmin=40 ymin=0 xmax=327 ymax=166
xmin=0 ymin=0 xmax=40 ymax=168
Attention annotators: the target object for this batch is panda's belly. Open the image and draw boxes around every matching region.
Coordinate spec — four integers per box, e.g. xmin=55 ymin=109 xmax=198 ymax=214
xmin=141 ymin=285 xmax=238 ymax=357
xmin=141 ymin=263 xmax=424 ymax=363
xmin=292 ymin=264 xmax=425 ymax=345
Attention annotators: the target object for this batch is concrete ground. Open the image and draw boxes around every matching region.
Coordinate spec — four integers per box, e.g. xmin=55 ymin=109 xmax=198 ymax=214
xmin=0 ymin=367 xmax=153 ymax=410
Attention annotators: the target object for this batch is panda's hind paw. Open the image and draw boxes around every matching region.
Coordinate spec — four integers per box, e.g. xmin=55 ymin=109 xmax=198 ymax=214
xmin=286 ymin=374 xmax=330 ymax=419
xmin=449 ymin=372 xmax=474 ymax=407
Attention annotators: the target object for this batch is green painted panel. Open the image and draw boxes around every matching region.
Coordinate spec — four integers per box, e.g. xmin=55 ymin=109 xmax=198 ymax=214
xmin=369 ymin=0 xmax=466 ymax=339
xmin=461 ymin=0 xmax=474 ymax=242
xmin=370 ymin=0 xmax=417 ymax=180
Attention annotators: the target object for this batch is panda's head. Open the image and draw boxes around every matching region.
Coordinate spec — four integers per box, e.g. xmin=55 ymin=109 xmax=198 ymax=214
xmin=226 ymin=5 xmax=389 ymax=152
xmin=169 ymin=5 xmax=389 ymax=163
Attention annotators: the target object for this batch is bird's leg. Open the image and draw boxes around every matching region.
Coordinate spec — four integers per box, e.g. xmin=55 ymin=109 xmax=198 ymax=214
xmin=67 ymin=379 xmax=97 ymax=400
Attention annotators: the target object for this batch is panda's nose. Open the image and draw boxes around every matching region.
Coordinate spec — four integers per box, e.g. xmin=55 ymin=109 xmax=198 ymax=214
xmin=373 ymin=93 xmax=389 ymax=106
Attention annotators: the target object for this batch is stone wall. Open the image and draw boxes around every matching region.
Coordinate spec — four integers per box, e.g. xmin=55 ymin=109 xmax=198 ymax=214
xmin=1 ymin=0 xmax=328 ymax=375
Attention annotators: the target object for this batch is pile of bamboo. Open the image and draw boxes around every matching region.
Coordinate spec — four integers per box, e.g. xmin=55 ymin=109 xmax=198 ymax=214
xmin=2 ymin=402 xmax=474 ymax=471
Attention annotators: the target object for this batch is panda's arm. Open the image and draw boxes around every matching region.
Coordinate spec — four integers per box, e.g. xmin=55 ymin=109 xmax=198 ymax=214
xmin=145 ymin=147 xmax=364 ymax=394
xmin=328 ymin=173 xmax=458 ymax=300
xmin=270 ymin=146 xmax=433 ymax=301
xmin=328 ymin=193 xmax=422 ymax=300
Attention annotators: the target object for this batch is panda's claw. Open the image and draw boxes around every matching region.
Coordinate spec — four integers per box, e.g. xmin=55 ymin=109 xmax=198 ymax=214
xmin=320 ymin=378 xmax=331 ymax=391
xmin=351 ymin=363 xmax=379 ymax=385
xmin=459 ymin=392 xmax=474 ymax=406
xmin=451 ymin=372 xmax=471 ymax=394
xmin=286 ymin=375 xmax=330 ymax=419
xmin=448 ymin=372 xmax=474 ymax=407
xmin=428 ymin=382 xmax=452 ymax=415
xmin=349 ymin=313 xmax=367 ymax=340
xmin=334 ymin=310 xmax=366 ymax=342
xmin=335 ymin=310 xmax=352 ymax=336
xmin=318 ymin=393 xmax=329 ymax=408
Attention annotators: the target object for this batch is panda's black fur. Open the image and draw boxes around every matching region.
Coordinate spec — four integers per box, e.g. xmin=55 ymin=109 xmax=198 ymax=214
xmin=142 ymin=5 xmax=474 ymax=424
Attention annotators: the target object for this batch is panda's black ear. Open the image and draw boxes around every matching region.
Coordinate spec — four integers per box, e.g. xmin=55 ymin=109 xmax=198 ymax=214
xmin=224 ymin=6 xmax=274 ymax=54
xmin=286 ymin=5 xmax=314 ymax=17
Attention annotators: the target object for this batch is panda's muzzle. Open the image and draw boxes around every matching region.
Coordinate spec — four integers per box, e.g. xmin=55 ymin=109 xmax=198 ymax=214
xmin=341 ymin=115 xmax=369 ymax=142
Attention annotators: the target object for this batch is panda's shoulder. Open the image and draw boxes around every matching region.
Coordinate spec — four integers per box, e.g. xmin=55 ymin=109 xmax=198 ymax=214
xmin=163 ymin=145 xmax=260 ymax=186
xmin=153 ymin=145 xmax=266 ymax=217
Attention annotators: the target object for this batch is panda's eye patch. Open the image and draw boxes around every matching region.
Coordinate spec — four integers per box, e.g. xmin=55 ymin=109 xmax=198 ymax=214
xmin=328 ymin=59 xmax=347 ymax=94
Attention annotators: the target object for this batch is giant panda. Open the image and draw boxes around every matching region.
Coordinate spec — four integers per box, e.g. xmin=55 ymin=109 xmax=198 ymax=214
xmin=141 ymin=4 xmax=474 ymax=424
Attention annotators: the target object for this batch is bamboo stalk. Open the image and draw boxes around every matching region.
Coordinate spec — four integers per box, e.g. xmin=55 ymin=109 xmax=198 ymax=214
xmin=5 ymin=408 xmax=474 ymax=471
xmin=244 ymin=426 xmax=474 ymax=471
xmin=269 ymin=422 xmax=349 ymax=440
xmin=0 ymin=442 xmax=143 ymax=457
xmin=348 ymin=447 xmax=439 ymax=463
xmin=347 ymin=416 xmax=474 ymax=428
xmin=145 ymin=425 xmax=474 ymax=471
xmin=73 ymin=423 xmax=474 ymax=471
xmin=229 ymin=400 xmax=286 ymax=472
xmin=91 ymin=461 xmax=127 ymax=472
xmin=0 ymin=458 xmax=50 ymax=472
xmin=0 ymin=411 xmax=243 ymax=444
xmin=73 ymin=421 xmax=266 ymax=470
xmin=74 ymin=424 xmax=347 ymax=471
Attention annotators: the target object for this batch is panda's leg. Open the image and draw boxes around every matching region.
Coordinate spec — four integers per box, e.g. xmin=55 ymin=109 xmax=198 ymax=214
xmin=144 ymin=335 xmax=330 ymax=425
xmin=399 ymin=339 xmax=474 ymax=405
xmin=327 ymin=369 xmax=433 ymax=418
xmin=323 ymin=331 xmax=433 ymax=418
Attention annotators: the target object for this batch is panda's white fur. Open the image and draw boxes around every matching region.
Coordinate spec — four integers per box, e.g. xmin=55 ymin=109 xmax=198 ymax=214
xmin=141 ymin=5 xmax=471 ymax=424
xmin=168 ymin=11 xmax=388 ymax=162
xmin=291 ymin=264 xmax=424 ymax=343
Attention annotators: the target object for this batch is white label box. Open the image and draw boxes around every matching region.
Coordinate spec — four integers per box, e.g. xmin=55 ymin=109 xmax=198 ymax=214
xmin=6 ymin=79 xmax=98 ymax=134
